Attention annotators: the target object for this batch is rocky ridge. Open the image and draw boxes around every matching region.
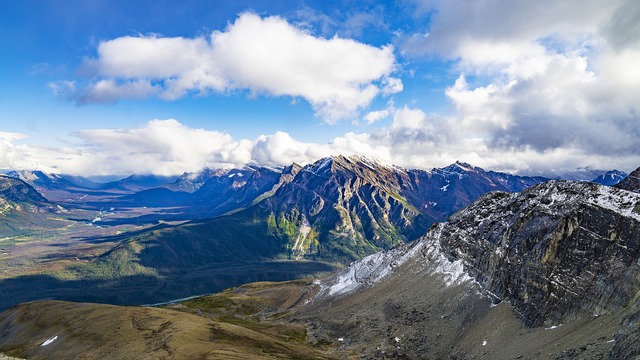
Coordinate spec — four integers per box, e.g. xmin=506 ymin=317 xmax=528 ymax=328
xmin=615 ymin=166 xmax=640 ymax=193
xmin=310 ymin=179 xmax=640 ymax=357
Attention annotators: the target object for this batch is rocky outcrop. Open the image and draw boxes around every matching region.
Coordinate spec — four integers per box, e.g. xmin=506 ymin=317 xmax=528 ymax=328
xmin=435 ymin=181 xmax=640 ymax=327
xmin=614 ymin=166 xmax=640 ymax=193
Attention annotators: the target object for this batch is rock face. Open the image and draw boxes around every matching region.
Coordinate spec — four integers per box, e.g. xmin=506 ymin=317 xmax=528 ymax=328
xmin=311 ymin=179 xmax=640 ymax=358
xmin=257 ymin=156 xmax=548 ymax=262
xmin=436 ymin=180 xmax=640 ymax=327
xmin=615 ymin=166 xmax=640 ymax=193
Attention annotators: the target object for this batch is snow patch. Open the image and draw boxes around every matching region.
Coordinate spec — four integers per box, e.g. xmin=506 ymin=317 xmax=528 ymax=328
xmin=588 ymin=186 xmax=640 ymax=222
xmin=323 ymin=239 xmax=424 ymax=297
xmin=315 ymin=158 xmax=333 ymax=173
xmin=40 ymin=335 xmax=58 ymax=346
xmin=320 ymin=224 xmax=472 ymax=298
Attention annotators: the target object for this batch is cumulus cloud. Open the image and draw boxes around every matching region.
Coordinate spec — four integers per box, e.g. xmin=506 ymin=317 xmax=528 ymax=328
xmin=2 ymin=115 xmax=639 ymax=177
xmin=400 ymin=0 xmax=640 ymax=167
xmin=363 ymin=109 xmax=390 ymax=124
xmin=0 ymin=132 xmax=27 ymax=171
xmin=57 ymin=12 xmax=400 ymax=122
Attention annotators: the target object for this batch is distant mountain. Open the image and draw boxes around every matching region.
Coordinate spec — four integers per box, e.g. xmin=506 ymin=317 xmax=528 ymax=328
xmin=555 ymin=167 xmax=610 ymax=181
xmin=122 ymin=165 xmax=295 ymax=216
xmin=591 ymin=169 xmax=627 ymax=186
xmin=0 ymin=175 xmax=60 ymax=214
xmin=6 ymin=170 xmax=101 ymax=191
xmin=100 ymin=174 xmax=177 ymax=192
xmin=7 ymin=170 xmax=176 ymax=193
xmin=615 ymin=166 xmax=640 ymax=193
xmin=166 ymin=167 xmax=226 ymax=192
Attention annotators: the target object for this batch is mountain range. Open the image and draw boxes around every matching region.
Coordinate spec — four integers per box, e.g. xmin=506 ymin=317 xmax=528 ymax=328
xmin=0 ymin=157 xmax=632 ymax=309
xmin=1 ymin=164 xmax=639 ymax=359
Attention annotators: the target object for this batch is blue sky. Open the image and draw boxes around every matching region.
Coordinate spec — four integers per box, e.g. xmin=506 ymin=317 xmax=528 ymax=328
xmin=1 ymin=0 xmax=639 ymax=176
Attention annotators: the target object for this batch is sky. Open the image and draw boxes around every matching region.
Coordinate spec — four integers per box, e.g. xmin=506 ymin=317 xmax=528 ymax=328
xmin=1 ymin=0 xmax=639 ymax=176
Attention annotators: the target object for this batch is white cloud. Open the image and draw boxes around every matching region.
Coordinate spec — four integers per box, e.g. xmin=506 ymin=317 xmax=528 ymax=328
xmin=60 ymin=12 xmax=400 ymax=122
xmin=363 ymin=109 xmax=390 ymax=124
xmin=400 ymin=0 xmax=640 ymax=165
xmin=0 ymin=133 xmax=25 ymax=170
xmin=2 ymin=116 xmax=639 ymax=177
xmin=251 ymin=131 xmax=332 ymax=167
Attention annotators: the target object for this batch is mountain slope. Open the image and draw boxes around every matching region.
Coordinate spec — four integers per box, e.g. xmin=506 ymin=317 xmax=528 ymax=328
xmin=0 ymin=176 xmax=59 ymax=215
xmin=615 ymin=166 xmax=640 ymax=193
xmin=3 ymin=178 xmax=639 ymax=358
xmin=0 ymin=299 xmax=334 ymax=360
xmin=307 ymin=179 xmax=640 ymax=358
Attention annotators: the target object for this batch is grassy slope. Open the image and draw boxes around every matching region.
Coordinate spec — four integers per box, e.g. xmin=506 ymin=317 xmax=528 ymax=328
xmin=0 ymin=296 xmax=335 ymax=360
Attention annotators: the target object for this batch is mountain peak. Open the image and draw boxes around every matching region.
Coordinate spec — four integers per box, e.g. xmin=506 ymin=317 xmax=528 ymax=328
xmin=436 ymin=161 xmax=481 ymax=176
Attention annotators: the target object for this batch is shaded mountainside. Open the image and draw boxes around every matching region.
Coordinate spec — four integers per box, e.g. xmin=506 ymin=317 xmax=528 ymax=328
xmin=615 ymin=166 xmax=640 ymax=193
xmin=591 ymin=169 xmax=627 ymax=186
